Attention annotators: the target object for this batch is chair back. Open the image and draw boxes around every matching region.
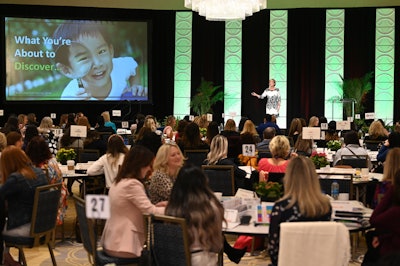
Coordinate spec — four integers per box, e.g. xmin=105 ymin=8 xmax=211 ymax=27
xmin=73 ymin=196 xmax=97 ymax=264
xmin=201 ymin=165 xmax=235 ymax=196
xmin=184 ymin=149 xmax=209 ymax=167
xmin=319 ymin=176 xmax=353 ymax=199
xmin=278 ymin=221 xmax=350 ymax=266
xmin=364 ymin=140 xmax=382 ymax=151
xmin=74 ymin=196 xmax=139 ymax=266
xmin=78 ymin=149 xmax=100 ymax=163
xmin=339 ymin=155 xmax=368 ymax=168
xmin=143 ymin=214 xmax=191 ymax=266
xmin=30 ymin=183 xmax=62 ymax=246
xmin=268 ymin=172 xmax=285 ymax=192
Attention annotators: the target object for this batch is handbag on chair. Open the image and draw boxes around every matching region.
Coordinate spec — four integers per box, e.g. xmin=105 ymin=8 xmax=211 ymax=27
xmin=139 ymin=215 xmax=158 ymax=266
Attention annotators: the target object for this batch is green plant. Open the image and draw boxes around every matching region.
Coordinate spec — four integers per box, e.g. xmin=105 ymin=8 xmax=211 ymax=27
xmin=254 ymin=181 xmax=283 ymax=199
xmin=310 ymin=151 xmax=329 ymax=169
xmin=56 ymin=148 xmax=77 ymax=163
xmin=326 ymin=140 xmax=341 ymax=151
xmin=190 ymin=78 xmax=224 ymax=115
xmin=340 ymin=72 xmax=373 ymax=117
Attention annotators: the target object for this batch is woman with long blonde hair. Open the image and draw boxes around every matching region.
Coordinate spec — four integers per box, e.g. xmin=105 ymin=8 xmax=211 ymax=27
xmin=148 ymin=142 xmax=184 ymax=204
xmin=268 ymin=156 xmax=331 ymax=266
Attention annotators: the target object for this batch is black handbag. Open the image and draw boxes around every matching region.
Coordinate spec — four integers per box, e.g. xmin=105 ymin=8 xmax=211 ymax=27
xmin=139 ymin=215 xmax=157 ymax=266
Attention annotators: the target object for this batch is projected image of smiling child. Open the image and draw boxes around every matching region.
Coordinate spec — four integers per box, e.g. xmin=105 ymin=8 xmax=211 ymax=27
xmin=53 ymin=21 xmax=146 ymax=100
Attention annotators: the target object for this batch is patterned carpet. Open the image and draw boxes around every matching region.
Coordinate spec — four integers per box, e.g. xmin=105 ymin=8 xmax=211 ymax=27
xmin=8 ymin=183 xmax=366 ymax=265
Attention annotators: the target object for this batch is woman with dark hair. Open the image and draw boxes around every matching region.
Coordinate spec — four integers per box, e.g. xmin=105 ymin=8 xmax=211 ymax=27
xmin=25 ymin=136 xmax=68 ymax=226
xmin=333 ymin=130 xmax=371 ymax=169
xmin=87 ymin=134 xmax=129 ymax=189
xmin=22 ymin=124 xmax=39 ymax=150
xmin=1 ymin=116 xmax=19 ymax=135
xmin=0 ymin=146 xmax=48 ymax=265
xmin=166 ymin=164 xmax=224 ymax=265
xmin=101 ymin=145 xmax=165 ymax=259
xmin=377 ymin=132 xmax=400 ymax=163
xmin=367 ymin=167 xmax=400 ymax=263
xmin=206 ymin=121 xmax=220 ymax=145
xmin=177 ymin=122 xmax=209 ymax=153
xmin=268 ymin=156 xmax=332 ymax=266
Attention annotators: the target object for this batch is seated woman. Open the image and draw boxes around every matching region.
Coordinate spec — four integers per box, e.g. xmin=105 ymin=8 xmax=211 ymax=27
xmin=240 ymin=119 xmax=261 ymax=145
xmin=368 ymin=168 xmax=400 ymax=262
xmin=268 ymin=156 xmax=332 ymax=266
xmin=333 ymin=130 xmax=372 ymax=169
xmin=293 ymin=133 xmax=313 ymax=157
xmin=0 ymin=146 xmax=48 ymax=265
xmin=287 ymin=118 xmax=302 ymax=147
xmin=101 ymin=145 xmax=166 ymax=259
xmin=165 ymin=164 xmax=224 ymax=266
xmin=220 ymin=119 xmax=241 ymax=160
xmin=87 ymin=134 xmax=129 ymax=190
xmin=204 ymin=135 xmax=247 ymax=190
xmin=372 ymin=148 xmax=400 ymax=208
xmin=365 ymin=120 xmax=389 ymax=142
xmin=258 ymin=135 xmax=291 ymax=182
xmin=162 ymin=115 xmax=177 ymax=140
xmin=25 ymin=136 xmax=68 ymax=226
xmin=135 ymin=115 xmax=162 ymax=155
xmin=377 ymin=132 xmax=400 ymax=163
xmin=177 ymin=122 xmax=209 ymax=154
xmin=148 ymin=142 xmax=184 ymax=204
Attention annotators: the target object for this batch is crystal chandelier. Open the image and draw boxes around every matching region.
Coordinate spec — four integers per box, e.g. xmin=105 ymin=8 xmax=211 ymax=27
xmin=184 ymin=0 xmax=267 ymax=21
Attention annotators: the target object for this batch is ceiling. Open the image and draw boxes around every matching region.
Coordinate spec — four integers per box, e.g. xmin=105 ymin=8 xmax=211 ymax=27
xmin=0 ymin=0 xmax=399 ymax=10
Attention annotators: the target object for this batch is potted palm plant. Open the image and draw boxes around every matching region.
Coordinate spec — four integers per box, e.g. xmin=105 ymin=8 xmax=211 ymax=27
xmin=189 ymin=78 xmax=224 ymax=115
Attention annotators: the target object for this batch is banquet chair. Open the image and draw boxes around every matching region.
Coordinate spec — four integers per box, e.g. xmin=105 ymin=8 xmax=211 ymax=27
xmin=339 ymin=155 xmax=368 ymax=168
xmin=278 ymin=221 xmax=350 ymax=266
xmin=201 ymin=165 xmax=235 ymax=196
xmin=4 ymin=183 xmax=62 ymax=266
xmin=319 ymin=176 xmax=354 ymax=199
xmin=364 ymin=140 xmax=382 ymax=151
xmin=184 ymin=149 xmax=209 ymax=167
xmin=143 ymin=214 xmax=191 ymax=266
xmin=78 ymin=149 xmax=100 ymax=163
xmin=73 ymin=196 xmax=139 ymax=266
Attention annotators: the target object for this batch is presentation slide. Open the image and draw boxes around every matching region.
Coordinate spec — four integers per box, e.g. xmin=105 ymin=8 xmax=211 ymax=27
xmin=5 ymin=17 xmax=149 ymax=101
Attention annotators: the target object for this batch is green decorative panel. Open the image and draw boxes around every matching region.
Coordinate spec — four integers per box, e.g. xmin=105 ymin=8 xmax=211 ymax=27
xmin=174 ymin=12 xmax=192 ymax=118
xmin=224 ymin=20 xmax=242 ymax=124
xmin=270 ymin=10 xmax=288 ymax=128
xmin=375 ymin=8 xmax=394 ymax=123
xmin=325 ymin=9 xmax=344 ymax=121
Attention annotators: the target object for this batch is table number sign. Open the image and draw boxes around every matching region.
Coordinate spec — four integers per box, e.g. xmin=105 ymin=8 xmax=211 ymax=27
xmin=85 ymin=195 xmax=110 ymax=219
xmin=242 ymin=144 xmax=256 ymax=157
xmin=112 ymin=110 xmax=121 ymax=117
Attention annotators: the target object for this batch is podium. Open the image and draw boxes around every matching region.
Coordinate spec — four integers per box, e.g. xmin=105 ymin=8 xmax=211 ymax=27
xmin=331 ymin=98 xmax=357 ymax=121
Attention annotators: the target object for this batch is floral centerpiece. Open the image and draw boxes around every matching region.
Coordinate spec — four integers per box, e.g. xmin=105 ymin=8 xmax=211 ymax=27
xmin=326 ymin=140 xmax=341 ymax=151
xmin=56 ymin=148 xmax=77 ymax=164
xmin=254 ymin=181 xmax=283 ymax=202
xmin=310 ymin=151 xmax=329 ymax=169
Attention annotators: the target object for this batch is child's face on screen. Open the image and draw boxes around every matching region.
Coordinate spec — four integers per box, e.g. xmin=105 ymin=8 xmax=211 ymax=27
xmin=68 ymin=33 xmax=114 ymax=93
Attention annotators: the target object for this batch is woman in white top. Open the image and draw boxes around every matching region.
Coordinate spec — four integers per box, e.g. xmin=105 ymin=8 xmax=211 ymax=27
xmin=251 ymin=79 xmax=281 ymax=116
xmin=87 ymin=134 xmax=129 ymax=189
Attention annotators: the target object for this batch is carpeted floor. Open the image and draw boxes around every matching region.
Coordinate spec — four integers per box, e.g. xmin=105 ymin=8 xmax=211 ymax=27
xmin=8 ymin=182 xmax=366 ymax=265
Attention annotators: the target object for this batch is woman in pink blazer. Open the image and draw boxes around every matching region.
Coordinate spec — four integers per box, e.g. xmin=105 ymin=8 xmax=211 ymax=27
xmin=101 ymin=145 xmax=166 ymax=258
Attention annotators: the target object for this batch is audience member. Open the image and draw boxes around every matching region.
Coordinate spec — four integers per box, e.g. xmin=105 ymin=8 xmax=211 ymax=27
xmin=22 ymin=124 xmax=39 ymax=151
xmin=6 ymin=131 xmax=23 ymax=149
xmin=148 ymin=143 xmax=184 ymax=204
xmin=287 ymin=118 xmax=302 ymax=146
xmin=94 ymin=115 xmax=114 ymax=134
xmin=25 ymin=136 xmax=68 ymax=226
xmin=333 ymin=130 xmax=371 ymax=169
xmin=308 ymin=116 xmax=319 ymax=127
xmin=101 ymin=111 xmax=117 ymax=133
xmin=258 ymin=135 xmax=291 ymax=182
xmin=256 ymin=114 xmax=281 ymax=139
xmin=165 ymin=164 xmax=224 ymax=265
xmin=1 ymin=116 xmax=19 ymax=135
xmin=204 ymin=135 xmax=248 ymax=190
xmin=365 ymin=120 xmax=389 ymax=141
xmin=256 ymin=127 xmax=276 ymax=154
xmin=162 ymin=115 xmax=177 ymax=140
xmin=240 ymin=119 xmax=261 ymax=144
xmin=101 ymin=145 xmax=165 ymax=259
xmin=294 ymin=133 xmax=313 ymax=157
xmin=206 ymin=121 xmax=220 ymax=145
xmin=135 ymin=115 xmax=162 ymax=155
xmin=377 ymin=132 xmax=400 ymax=163
xmin=87 ymin=134 xmax=129 ymax=189
xmin=0 ymin=146 xmax=48 ymax=265
xmin=221 ymin=119 xmax=241 ymax=161
xmin=177 ymin=122 xmax=209 ymax=154
xmin=268 ymin=156 xmax=332 ymax=266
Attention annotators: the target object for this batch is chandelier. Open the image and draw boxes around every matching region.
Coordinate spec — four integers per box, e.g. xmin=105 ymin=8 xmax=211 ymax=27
xmin=184 ymin=0 xmax=267 ymax=21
